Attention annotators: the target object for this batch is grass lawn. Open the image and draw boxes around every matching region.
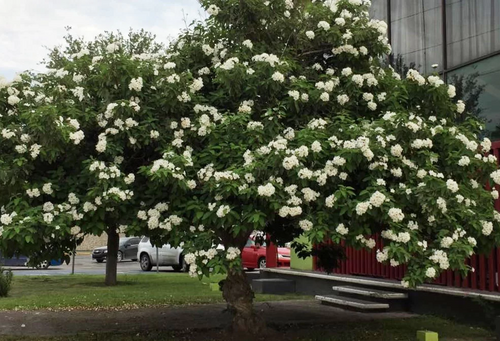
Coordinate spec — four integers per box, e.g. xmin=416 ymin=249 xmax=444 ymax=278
xmin=0 ymin=274 xmax=307 ymax=311
xmin=0 ymin=316 xmax=494 ymax=341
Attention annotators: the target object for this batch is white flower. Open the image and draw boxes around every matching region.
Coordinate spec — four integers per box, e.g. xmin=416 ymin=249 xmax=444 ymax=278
xmin=320 ymin=92 xmax=330 ymax=102
xmin=458 ymin=156 xmax=470 ymax=166
xmin=468 ymin=237 xmax=477 ymax=246
xmin=325 ymin=195 xmax=336 ymax=208
xmin=388 ymin=208 xmax=404 ymax=222
xmin=216 ymin=205 xmax=230 ymax=218
xmin=0 ymin=214 xmax=13 ymax=225
xmin=311 ymin=141 xmax=322 ymax=153
xmin=128 ymin=77 xmax=143 ymax=92
xmin=226 ymin=247 xmax=240 ymax=260
xmin=306 ymin=31 xmax=315 ymax=40
xmin=302 ymin=188 xmax=320 ymax=202
xmin=299 ymin=219 xmax=313 ymax=231
xmin=446 ymin=179 xmax=459 ymax=193
xmin=456 ymin=100 xmax=465 ymax=114
xmin=242 ymin=39 xmax=253 ymax=49
xmin=43 ymin=202 xmax=54 ymax=212
xmin=425 ymin=267 xmax=436 ymax=278
xmin=390 ymin=144 xmax=403 ymax=157
xmin=258 ymin=183 xmax=276 ymax=197
xmin=15 ymin=145 xmax=27 ymax=153
xmin=481 ymin=221 xmax=493 ymax=236
xmin=124 ymin=173 xmax=135 ymax=185
xmin=150 ymin=130 xmax=160 ymax=139
xmin=207 ymin=4 xmax=220 ymax=16
xmin=335 ymin=18 xmax=345 ymax=26
xmin=437 ymin=197 xmax=447 ymax=214
xmin=355 ymin=202 xmax=371 ymax=215
xmin=336 ymin=223 xmax=348 ymax=235
xmin=69 ymin=130 xmax=85 ymax=145
xmin=106 ymin=42 xmax=120 ymax=53
xmin=490 ymin=170 xmax=500 ymax=185
xmin=8 ymin=95 xmax=20 ymax=105
xmin=341 ymin=67 xmax=353 ymax=76
xmin=42 ymin=183 xmax=53 ymax=195
xmin=369 ymin=191 xmax=386 ymax=208
xmin=317 ymin=21 xmax=330 ymax=31
xmin=376 ymin=248 xmax=389 ymax=262
xmin=43 ymin=213 xmax=54 ymax=224
xmin=68 ymin=193 xmax=79 ymax=205
xmin=337 ymin=94 xmax=349 ymax=105
xmin=283 ymin=155 xmax=300 ymax=170
xmin=272 ymin=71 xmax=285 ymax=83
xmin=447 ymin=85 xmax=456 ymax=98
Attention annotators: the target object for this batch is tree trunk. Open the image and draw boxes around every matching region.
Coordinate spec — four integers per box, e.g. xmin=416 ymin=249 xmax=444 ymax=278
xmin=222 ymin=267 xmax=266 ymax=333
xmin=105 ymin=228 xmax=119 ymax=286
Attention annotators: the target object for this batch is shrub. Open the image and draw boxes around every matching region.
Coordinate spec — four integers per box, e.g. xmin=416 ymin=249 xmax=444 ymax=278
xmin=0 ymin=265 xmax=13 ymax=297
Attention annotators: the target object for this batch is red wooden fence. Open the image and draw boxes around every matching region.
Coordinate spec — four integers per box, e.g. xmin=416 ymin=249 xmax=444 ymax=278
xmin=313 ymin=141 xmax=500 ymax=292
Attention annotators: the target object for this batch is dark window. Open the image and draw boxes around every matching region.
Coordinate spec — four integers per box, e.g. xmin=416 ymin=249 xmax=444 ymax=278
xmin=447 ymin=54 xmax=500 ymax=137
xmin=129 ymin=238 xmax=140 ymax=245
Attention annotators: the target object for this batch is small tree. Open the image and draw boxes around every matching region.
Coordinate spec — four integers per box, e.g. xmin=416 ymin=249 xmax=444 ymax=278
xmin=0 ymin=30 xmax=167 ymax=285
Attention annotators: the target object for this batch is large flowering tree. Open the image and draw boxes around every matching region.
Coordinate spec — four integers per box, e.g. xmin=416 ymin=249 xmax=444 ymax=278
xmin=1 ymin=0 xmax=500 ymax=333
xmin=123 ymin=0 xmax=500 ymax=332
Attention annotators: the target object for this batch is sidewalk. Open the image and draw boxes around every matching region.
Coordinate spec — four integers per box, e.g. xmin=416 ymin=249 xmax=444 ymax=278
xmin=0 ymin=300 xmax=415 ymax=337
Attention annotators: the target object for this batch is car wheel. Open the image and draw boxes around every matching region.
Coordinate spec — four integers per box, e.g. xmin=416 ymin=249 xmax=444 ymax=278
xmin=96 ymin=259 xmax=104 ymax=263
xmin=140 ymin=253 xmax=153 ymax=271
xmin=172 ymin=255 xmax=188 ymax=272
xmin=172 ymin=255 xmax=186 ymax=272
xmin=258 ymin=257 xmax=266 ymax=269
xmin=36 ymin=260 xmax=50 ymax=269
xmin=117 ymin=251 xmax=123 ymax=262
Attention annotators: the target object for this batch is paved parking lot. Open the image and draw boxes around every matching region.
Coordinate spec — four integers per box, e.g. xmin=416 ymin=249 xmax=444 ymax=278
xmin=6 ymin=254 xmax=177 ymax=276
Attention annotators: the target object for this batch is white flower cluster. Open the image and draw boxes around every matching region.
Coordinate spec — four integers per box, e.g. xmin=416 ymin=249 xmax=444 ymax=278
xmin=258 ymin=183 xmax=275 ymax=197
xmin=278 ymin=206 xmax=302 ymax=217
xmin=216 ymin=205 xmax=231 ymax=218
xmin=369 ymin=191 xmax=386 ymax=208
xmin=481 ymin=221 xmax=493 ymax=236
xmin=301 ymin=187 xmax=320 ymax=202
xmin=226 ymin=247 xmax=240 ymax=260
xmin=429 ymin=250 xmax=449 ymax=270
xmin=128 ymin=77 xmax=143 ymax=92
xmin=381 ymin=230 xmax=411 ymax=243
xmin=388 ymin=208 xmax=404 ymax=222
xmin=0 ymin=212 xmax=16 ymax=226
xmin=336 ymin=223 xmax=349 ymax=235
xmin=26 ymin=188 xmax=41 ymax=198
xmin=299 ymin=219 xmax=313 ymax=231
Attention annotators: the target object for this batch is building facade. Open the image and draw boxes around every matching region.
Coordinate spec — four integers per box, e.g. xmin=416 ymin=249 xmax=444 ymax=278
xmin=370 ymin=0 xmax=500 ymax=137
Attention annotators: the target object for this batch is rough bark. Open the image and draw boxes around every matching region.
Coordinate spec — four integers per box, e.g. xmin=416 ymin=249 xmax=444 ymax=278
xmin=222 ymin=267 xmax=266 ymax=334
xmin=105 ymin=228 xmax=119 ymax=286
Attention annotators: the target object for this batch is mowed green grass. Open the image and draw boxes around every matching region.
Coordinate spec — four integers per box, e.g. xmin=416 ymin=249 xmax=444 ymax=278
xmin=0 ymin=274 xmax=308 ymax=311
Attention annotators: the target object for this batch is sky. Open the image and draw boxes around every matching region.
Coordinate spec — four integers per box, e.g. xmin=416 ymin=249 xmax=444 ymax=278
xmin=0 ymin=0 xmax=204 ymax=79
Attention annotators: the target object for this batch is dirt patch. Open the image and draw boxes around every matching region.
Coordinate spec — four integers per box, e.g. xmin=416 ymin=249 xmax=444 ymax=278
xmin=0 ymin=300 xmax=414 ymax=337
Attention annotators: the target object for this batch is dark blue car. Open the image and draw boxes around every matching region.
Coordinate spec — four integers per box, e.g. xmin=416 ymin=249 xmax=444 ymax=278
xmin=0 ymin=251 xmax=62 ymax=269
